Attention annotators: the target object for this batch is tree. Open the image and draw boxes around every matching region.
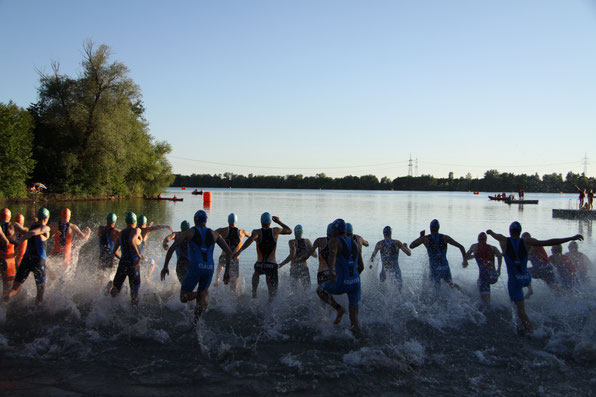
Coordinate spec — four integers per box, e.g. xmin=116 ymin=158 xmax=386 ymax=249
xmin=0 ymin=102 xmax=36 ymax=197
xmin=29 ymin=41 xmax=172 ymax=195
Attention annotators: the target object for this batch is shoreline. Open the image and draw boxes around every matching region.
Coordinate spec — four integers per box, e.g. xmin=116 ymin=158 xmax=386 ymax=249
xmin=1 ymin=194 xmax=143 ymax=204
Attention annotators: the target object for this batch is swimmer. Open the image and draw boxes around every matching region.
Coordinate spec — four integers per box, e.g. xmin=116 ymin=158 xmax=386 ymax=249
xmin=137 ymin=215 xmax=173 ymax=277
xmin=346 ymin=223 xmax=369 ymax=248
xmin=161 ymin=220 xmax=191 ymax=284
xmin=487 ymin=221 xmax=582 ymax=334
xmin=566 ymin=241 xmax=592 ymax=285
xmin=0 ymin=208 xmax=18 ymax=296
xmin=409 ymin=219 xmax=468 ymax=291
xmin=109 ymin=212 xmax=143 ymax=306
xmin=98 ymin=213 xmax=120 ymax=273
xmin=279 ymin=224 xmax=316 ymax=290
xmin=522 ymin=232 xmax=556 ymax=290
xmin=548 ymin=245 xmax=577 ymax=291
xmin=3 ymin=208 xmax=51 ymax=304
xmin=48 ymin=208 xmax=91 ymax=268
xmin=465 ymin=232 xmax=502 ymax=305
xmin=213 ymin=213 xmax=251 ymax=292
xmin=319 ymin=219 xmax=364 ymax=337
xmin=233 ymin=212 xmax=291 ymax=301
xmin=162 ymin=210 xmax=233 ymax=323
xmin=13 ymin=214 xmax=28 ymax=268
xmin=370 ymin=226 xmax=411 ymax=292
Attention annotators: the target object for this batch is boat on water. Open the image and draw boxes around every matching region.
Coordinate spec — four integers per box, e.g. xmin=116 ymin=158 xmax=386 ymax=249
xmin=191 ymin=189 xmax=203 ymax=195
xmin=552 ymin=209 xmax=596 ymax=219
xmin=145 ymin=196 xmax=184 ymax=202
xmin=488 ymin=195 xmax=506 ymax=201
xmin=505 ymin=199 xmax=538 ymax=205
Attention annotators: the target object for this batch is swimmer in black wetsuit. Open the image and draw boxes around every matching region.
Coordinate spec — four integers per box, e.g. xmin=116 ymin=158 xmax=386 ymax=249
xmin=214 ymin=213 xmax=251 ymax=292
xmin=346 ymin=223 xmax=369 ymax=249
xmin=279 ymin=224 xmax=316 ymax=290
xmin=233 ymin=212 xmax=291 ymax=301
xmin=110 ymin=212 xmax=143 ymax=306
xmin=161 ymin=220 xmax=192 ymax=284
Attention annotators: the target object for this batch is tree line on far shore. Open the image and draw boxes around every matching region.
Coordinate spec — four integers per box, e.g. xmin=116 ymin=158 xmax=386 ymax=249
xmin=172 ymin=170 xmax=594 ymax=193
xmin=0 ymin=42 xmax=173 ymax=199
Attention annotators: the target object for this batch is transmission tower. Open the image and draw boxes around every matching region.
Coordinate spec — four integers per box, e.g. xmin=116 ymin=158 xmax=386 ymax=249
xmin=583 ymin=153 xmax=589 ymax=176
xmin=408 ymin=154 xmax=413 ymax=177
xmin=415 ymin=157 xmax=419 ymax=177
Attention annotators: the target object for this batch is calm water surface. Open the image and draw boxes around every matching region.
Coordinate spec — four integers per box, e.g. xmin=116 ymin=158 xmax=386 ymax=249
xmin=1 ymin=189 xmax=594 ymax=396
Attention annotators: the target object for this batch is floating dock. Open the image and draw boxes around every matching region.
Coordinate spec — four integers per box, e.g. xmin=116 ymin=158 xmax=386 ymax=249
xmin=552 ymin=209 xmax=596 ymax=220
xmin=505 ymin=199 xmax=539 ymax=205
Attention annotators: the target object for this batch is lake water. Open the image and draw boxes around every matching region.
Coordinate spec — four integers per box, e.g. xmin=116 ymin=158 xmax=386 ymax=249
xmin=1 ymin=189 xmax=595 ymax=396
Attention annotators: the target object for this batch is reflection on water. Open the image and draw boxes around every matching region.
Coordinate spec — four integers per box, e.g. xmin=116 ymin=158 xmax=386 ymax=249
xmin=1 ymin=189 xmax=595 ymax=395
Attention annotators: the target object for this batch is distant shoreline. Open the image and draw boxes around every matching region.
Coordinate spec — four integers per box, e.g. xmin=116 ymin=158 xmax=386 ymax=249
xmin=0 ymin=194 xmax=142 ymax=204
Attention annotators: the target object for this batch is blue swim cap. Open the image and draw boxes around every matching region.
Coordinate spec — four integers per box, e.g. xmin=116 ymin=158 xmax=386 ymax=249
xmin=138 ymin=215 xmax=148 ymax=227
xmin=326 ymin=223 xmax=333 ymax=237
xmin=261 ymin=212 xmax=272 ymax=225
xmin=125 ymin=211 xmax=137 ymax=225
xmin=509 ymin=221 xmax=522 ymax=234
xmin=228 ymin=213 xmax=238 ymax=224
xmin=333 ymin=218 xmax=346 ymax=233
xmin=194 ymin=210 xmax=208 ymax=224
xmin=180 ymin=220 xmax=190 ymax=231
xmin=37 ymin=207 xmax=50 ymax=220
xmin=294 ymin=224 xmax=303 ymax=237
xmin=346 ymin=223 xmax=353 ymax=235
xmin=430 ymin=219 xmax=440 ymax=231
xmin=383 ymin=226 xmax=392 ymax=236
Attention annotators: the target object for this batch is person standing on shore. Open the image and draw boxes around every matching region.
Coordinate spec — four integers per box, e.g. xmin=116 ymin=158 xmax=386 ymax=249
xmin=109 ymin=212 xmax=143 ymax=305
xmin=409 ymin=219 xmax=468 ymax=291
xmin=48 ymin=208 xmax=91 ymax=268
xmin=162 ymin=210 xmax=233 ymax=322
xmin=279 ymin=224 xmax=316 ymax=290
xmin=213 ymin=213 xmax=251 ymax=292
xmin=576 ymin=186 xmax=586 ymax=209
xmin=487 ymin=222 xmax=582 ymax=334
xmin=3 ymin=208 xmax=51 ymax=304
xmin=465 ymin=232 xmax=502 ymax=305
xmin=370 ymin=226 xmax=411 ymax=292
xmin=233 ymin=212 xmax=292 ymax=301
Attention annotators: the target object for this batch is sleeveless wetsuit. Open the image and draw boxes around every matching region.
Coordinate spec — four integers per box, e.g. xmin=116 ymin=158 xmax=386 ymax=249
xmin=426 ymin=233 xmax=452 ymax=288
xmin=50 ymin=221 xmax=72 ymax=264
xmin=0 ymin=222 xmax=16 ymax=280
xmin=218 ymin=226 xmax=240 ymax=278
xmin=99 ymin=226 xmax=115 ymax=269
xmin=15 ymin=229 xmax=27 ymax=267
xmin=290 ymin=238 xmax=311 ymax=287
xmin=322 ymin=237 xmax=361 ymax=309
xmin=317 ymin=237 xmax=330 ymax=284
xmin=528 ymin=246 xmax=555 ymax=285
xmin=181 ymin=226 xmax=216 ymax=292
xmin=14 ymin=223 xmax=47 ymax=286
xmin=112 ymin=228 xmax=141 ymax=296
xmin=175 ymin=238 xmax=190 ymax=284
xmin=254 ymin=228 xmax=278 ymax=291
xmin=474 ymin=243 xmax=498 ymax=295
xmin=379 ymin=239 xmax=402 ymax=286
xmin=503 ymin=237 xmax=531 ymax=302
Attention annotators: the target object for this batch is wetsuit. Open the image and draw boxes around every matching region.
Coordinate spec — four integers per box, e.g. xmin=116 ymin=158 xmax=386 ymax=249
xmin=14 ymin=223 xmax=47 ymax=286
xmin=218 ymin=226 xmax=240 ymax=279
xmin=379 ymin=239 xmax=402 ymax=287
xmin=550 ymin=254 xmax=577 ymax=290
xmin=181 ymin=226 xmax=216 ymax=292
xmin=528 ymin=246 xmax=555 ymax=286
xmin=426 ymin=233 xmax=452 ymax=288
xmin=503 ymin=237 xmax=531 ymax=302
xmin=254 ymin=228 xmax=278 ymax=292
xmin=15 ymin=230 xmax=27 ymax=267
xmin=99 ymin=226 xmax=115 ymax=269
xmin=474 ymin=243 xmax=498 ymax=295
xmin=322 ymin=237 xmax=361 ymax=309
xmin=290 ymin=238 xmax=310 ymax=287
xmin=50 ymin=221 xmax=72 ymax=264
xmin=317 ymin=238 xmax=330 ymax=285
xmin=175 ymin=238 xmax=190 ymax=284
xmin=0 ymin=223 xmax=16 ymax=282
xmin=112 ymin=228 xmax=141 ymax=296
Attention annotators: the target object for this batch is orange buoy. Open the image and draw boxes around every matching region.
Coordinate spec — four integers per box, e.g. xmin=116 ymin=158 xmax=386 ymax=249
xmin=181 ymin=187 xmax=186 ymax=190
xmin=203 ymin=191 xmax=212 ymax=203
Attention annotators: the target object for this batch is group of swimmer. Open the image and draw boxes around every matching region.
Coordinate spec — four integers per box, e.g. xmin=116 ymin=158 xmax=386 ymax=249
xmin=0 ymin=205 xmax=589 ymax=337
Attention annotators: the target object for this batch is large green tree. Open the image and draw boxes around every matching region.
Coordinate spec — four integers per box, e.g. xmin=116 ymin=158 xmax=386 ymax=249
xmin=29 ymin=41 xmax=173 ymax=195
xmin=0 ymin=101 xmax=36 ymax=198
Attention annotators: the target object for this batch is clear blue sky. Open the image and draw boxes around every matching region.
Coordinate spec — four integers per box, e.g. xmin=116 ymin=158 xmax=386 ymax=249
xmin=1 ymin=0 xmax=595 ymax=179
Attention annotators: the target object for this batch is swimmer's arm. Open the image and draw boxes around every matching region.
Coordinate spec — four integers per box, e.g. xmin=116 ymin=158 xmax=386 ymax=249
xmin=296 ymin=238 xmax=320 ymax=263
xmin=446 ymin=235 xmax=468 ymax=267
xmin=215 ymin=231 xmax=233 ymax=283
xmin=409 ymin=235 xmax=426 ymax=249
xmin=0 ymin=227 xmax=9 ymax=246
xmin=144 ymin=224 xmax=174 ymax=233
xmin=234 ymin=230 xmax=257 ymax=257
xmin=357 ymin=248 xmax=364 ymax=274
xmin=493 ymin=246 xmax=503 ymax=274
xmin=12 ymin=223 xmax=28 ymax=235
xmin=465 ymin=244 xmax=477 ymax=261
xmin=71 ymin=224 xmax=91 ymax=240
xmin=370 ymin=242 xmax=381 ymax=261
xmin=97 ymin=226 xmax=103 ymax=238
xmin=162 ymin=230 xmax=192 ymax=278
xmin=398 ymin=240 xmax=411 ymax=256
xmin=272 ymin=216 xmax=292 ymax=235
xmin=279 ymin=240 xmax=295 ymax=268
xmin=129 ymin=228 xmax=142 ymax=265
xmin=307 ymin=239 xmax=317 ymax=258
xmin=527 ymin=234 xmax=583 ymax=247
xmin=327 ymin=238 xmax=339 ymax=279
xmin=359 ymin=235 xmax=369 ymax=247
xmin=162 ymin=232 xmax=176 ymax=250
xmin=18 ymin=225 xmax=51 ymax=243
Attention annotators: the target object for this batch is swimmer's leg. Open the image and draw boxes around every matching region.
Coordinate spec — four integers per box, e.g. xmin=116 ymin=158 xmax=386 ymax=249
xmin=265 ymin=272 xmax=278 ymax=302
xmin=214 ymin=261 xmax=224 ymax=286
xmin=317 ymin=287 xmax=345 ymax=324
xmin=349 ymin=308 xmax=361 ymax=338
xmin=3 ymin=281 xmax=24 ymax=302
xmin=194 ymin=289 xmax=209 ymax=324
xmin=513 ymin=300 xmax=533 ymax=334
xmin=251 ymin=272 xmax=259 ymax=298
xmin=524 ymin=283 xmax=533 ymax=299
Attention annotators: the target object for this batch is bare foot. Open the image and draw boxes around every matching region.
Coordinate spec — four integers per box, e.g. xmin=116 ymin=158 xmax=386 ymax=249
xmin=350 ymin=324 xmax=361 ymax=338
xmin=334 ymin=306 xmax=346 ymax=325
xmin=524 ymin=286 xmax=533 ymax=300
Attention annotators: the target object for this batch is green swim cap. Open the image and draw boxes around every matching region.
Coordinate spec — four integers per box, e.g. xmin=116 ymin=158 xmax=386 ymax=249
xmin=37 ymin=207 xmax=50 ymax=220
xmin=138 ymin=215 xmax=148 ymax=227
xmin=125 ymin=211 xmax=137 ymax=225
xmin=180 ymin=220 xmax=190 ymax=231
xmin=107 ymin=213 xmax=117 ymax=224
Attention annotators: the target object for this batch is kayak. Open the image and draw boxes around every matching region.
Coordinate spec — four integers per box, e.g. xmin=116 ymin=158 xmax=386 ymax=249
xmin=145 ymin=197 xmax=184 ymax=202
xmin=191 ymin=191 xmax=203 ymax=195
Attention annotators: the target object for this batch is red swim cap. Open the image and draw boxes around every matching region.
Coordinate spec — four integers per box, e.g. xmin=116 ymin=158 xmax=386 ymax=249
xmin=15 ymin=214 xmax=25 ymax=225
xmin=61 ymin=208 xmax=71 ymax=220
xmin=1 ymin=208 xmax=11 ymax=222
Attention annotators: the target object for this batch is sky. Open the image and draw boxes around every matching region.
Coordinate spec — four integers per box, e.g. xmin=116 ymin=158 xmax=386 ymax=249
xmin=1 ymin=0 xmax=596 ymax=179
